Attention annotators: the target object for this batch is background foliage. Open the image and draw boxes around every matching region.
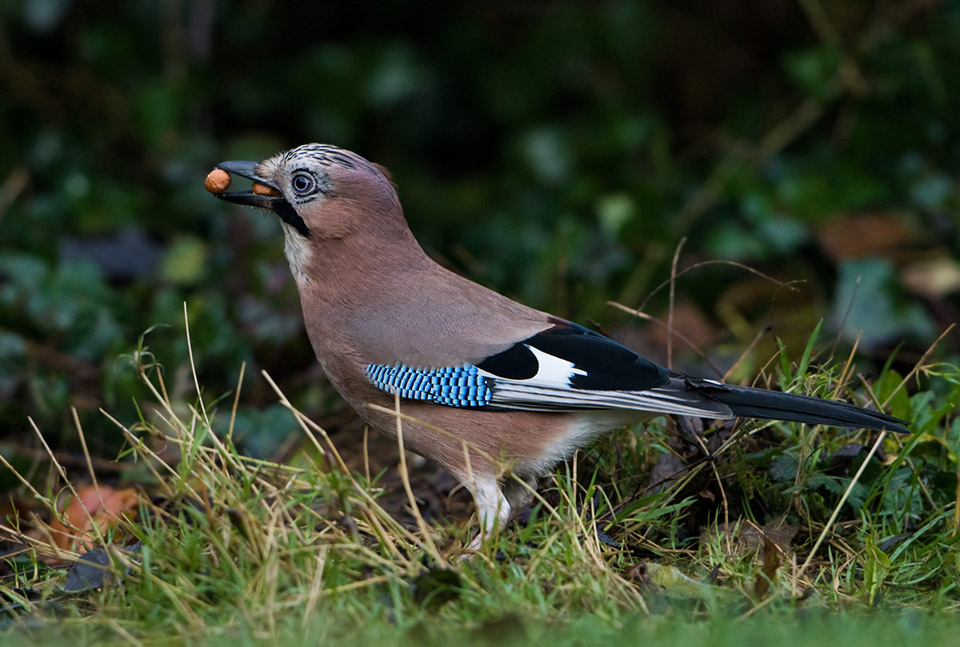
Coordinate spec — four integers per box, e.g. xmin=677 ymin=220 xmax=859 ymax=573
xmin=2 ymin=0 xmax=960 ymax=641
xmin=3 ymin=0 xmax=958 ymax=456
xmin=1 ymin=0 xmax=959 ymax=556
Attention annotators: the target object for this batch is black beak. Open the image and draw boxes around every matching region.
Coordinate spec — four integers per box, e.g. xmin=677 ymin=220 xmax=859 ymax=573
xmin=213 ymin=160 xmax=310 ymax=238
xmin=213 ymin=160 xmax=281 ymax=209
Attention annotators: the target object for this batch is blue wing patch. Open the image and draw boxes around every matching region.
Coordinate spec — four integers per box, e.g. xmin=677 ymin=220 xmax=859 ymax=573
xmin=365 ymin=363 xmax=493 ymax=408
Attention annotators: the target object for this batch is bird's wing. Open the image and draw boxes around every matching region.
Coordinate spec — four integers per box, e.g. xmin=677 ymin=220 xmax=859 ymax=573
xmin=365 ymin=320 xmax=735 ymax=418
xmin=473 ymin=322 xmax=737 ymax=417
xmin=364 ymin=320 xmax=909 ymax=433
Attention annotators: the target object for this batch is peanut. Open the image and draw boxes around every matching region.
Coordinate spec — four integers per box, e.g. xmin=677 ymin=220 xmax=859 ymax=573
xmin=204 ymin=169 xmax=231 ymax=194
xmin=252 ymin=182 xmax=280 ymax=197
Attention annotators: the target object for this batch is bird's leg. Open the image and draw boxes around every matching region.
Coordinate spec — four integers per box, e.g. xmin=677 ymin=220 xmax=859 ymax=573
xmin=503 ymin=474 xmax=537 ymax=515
xmin=464 ymin=476 xmax=510 ymax=552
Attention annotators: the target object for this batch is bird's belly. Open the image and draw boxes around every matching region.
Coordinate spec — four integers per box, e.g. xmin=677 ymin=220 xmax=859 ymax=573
xmin=311 ymin=340 xmax=642 ymax=479
xmin=514 ymin=409 xmax=642 ymax=476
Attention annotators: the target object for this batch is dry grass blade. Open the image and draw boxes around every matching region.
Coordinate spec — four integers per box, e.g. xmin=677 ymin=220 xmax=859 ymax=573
xmin=392 ymin=391 xmax=445 ymax=565
xmin=1 ymin=274 xmax=952 ymax=641
xmin=261 ymin=370 xmax=428 ymax=566
xmin=28 ymin=417 xmax=107 ymax=546
xmin=667 ymin=237 xmax=686 ymax=369
xmin=881 ymin=323 xmax=955 ymax=409
xmin=795 ymin=430 xmax=887 ymax=583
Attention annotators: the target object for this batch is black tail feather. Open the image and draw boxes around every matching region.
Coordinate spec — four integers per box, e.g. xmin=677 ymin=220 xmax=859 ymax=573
xmin=700 ymin=383 xmax=910 ymax=434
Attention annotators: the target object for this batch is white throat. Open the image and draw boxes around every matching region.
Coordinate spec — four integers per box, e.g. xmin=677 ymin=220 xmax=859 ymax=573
xmin=280 ymin=223 xmax=313 ymax=284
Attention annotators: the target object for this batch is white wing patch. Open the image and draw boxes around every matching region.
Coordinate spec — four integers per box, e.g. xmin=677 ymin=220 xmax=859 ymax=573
xmin=528 ymin=346 xmax=587 ymax=384
xmin=477 ymin=344 xmax=587 ymax=387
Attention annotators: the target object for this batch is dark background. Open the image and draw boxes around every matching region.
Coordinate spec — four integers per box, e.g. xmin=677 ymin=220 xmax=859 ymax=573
xmin=1 ymin=0 xmax=958 ymax=468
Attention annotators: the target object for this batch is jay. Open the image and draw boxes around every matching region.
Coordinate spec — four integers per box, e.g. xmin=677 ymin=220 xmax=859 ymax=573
xmin=208 ymin=143 xmax=908 ymax=543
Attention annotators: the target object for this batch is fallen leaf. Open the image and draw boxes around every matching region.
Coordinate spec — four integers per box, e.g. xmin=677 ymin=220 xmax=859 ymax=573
xmin=753 ymin=536 xmax=780 ymax=598
xmin=650 ymin=451 xmax=686 ymax=493
xmin=647 ymin=300 xmax=720 ymax=357
xmin=63 ymin=546 xmax=111 ymax=593
xmin=816 ymin=212 xmax=914 ymax=261
xmin=624 ymin=562 xmax=648 ymax=583
xmin=644 ymin=562 xmax=715 ymax=597
xmin=901 ymin=257 xmax=960 ymax=298
xmin=700 ymin=516 xmax=797 ymax=558
xmin=47 ymin=485 xmax=140 ymax=553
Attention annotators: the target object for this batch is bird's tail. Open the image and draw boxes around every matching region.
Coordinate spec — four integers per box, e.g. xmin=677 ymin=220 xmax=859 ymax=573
xmin=704 ymin=382 xmax=909 ymax=433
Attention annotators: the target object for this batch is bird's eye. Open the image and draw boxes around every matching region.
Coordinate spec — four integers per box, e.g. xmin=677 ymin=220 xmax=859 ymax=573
xmin=291 ymin=173 xmax=315 ymax=194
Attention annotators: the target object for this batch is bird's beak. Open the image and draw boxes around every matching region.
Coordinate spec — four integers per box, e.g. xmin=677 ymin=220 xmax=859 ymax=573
xmin=213 ymin=160 xmax=311 ymax=237
xmin=213 ymin=160 xmax=282 ymax=210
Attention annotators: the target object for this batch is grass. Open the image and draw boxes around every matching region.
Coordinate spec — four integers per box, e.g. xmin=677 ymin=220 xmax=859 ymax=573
xmin=1 ymin=309 xmax=959 ymax=645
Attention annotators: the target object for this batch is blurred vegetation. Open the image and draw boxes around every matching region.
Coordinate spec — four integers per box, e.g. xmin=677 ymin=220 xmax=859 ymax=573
xmin=2 ymin=1 xmax=960 ymax=642
xmin=1 ymin=0 xmax=958 ymax=463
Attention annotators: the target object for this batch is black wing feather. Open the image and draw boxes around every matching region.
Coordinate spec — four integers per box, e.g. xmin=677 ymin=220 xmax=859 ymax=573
xmin=689 ymin=379 xmax=909 ymax=433
xmin=478 ymin=322 xmax=669 ymax=391
xmin=476 ymin=343 xmax=538 ymax=380
xmin=475 ymin=322 xmax=909 ymax=434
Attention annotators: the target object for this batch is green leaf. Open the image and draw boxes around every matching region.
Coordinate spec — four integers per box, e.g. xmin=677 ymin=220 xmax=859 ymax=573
xmin=770 ymin=454 xmax=800 ymax=482
xmin=782 ymin=46 xmax=842 ymax=100
xmin=160 ymin=237 xmax=209 ymax=285
xmin=831 ymin=258 xmax=935 ymax=346
xmin=796 ymin=319 xmax=823 ymax=381
xmin=874 ymin=370 xmax=910 ymax=419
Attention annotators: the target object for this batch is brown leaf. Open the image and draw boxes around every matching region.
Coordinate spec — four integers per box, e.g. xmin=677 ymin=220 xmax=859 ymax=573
xmin=47 ymin=485 xmax=140 ymax=553
xmin=816 ymin=212 xmax=915 ymax=262
xmin=647 ymin=300 xmax=720 ymax=357
xmin=753 ymin=536 xmax=779 ymax=599
xmin=649 ymin=451 xmax=686 ymax=493
xmin=624 ymin=561 xmax=649 ymax=583
xmin=699 ymin=516 xmax=797 ymax=557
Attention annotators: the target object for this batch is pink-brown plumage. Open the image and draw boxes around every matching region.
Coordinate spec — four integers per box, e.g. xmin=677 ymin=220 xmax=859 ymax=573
xmin=210 ymin=143 xmax=908 ymax=546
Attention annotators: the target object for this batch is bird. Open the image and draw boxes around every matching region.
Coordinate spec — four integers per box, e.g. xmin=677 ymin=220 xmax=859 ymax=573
xmin=207 ymin=143 xmax=909 ymax=546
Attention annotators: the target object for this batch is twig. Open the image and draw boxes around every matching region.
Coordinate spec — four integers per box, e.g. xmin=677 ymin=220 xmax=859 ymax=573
xmin=634 ymin=259 xmax=792 ymax=317
xmin=881 ymin=323 xmax=956 ymax=409
xmin=831 ymin=333 xmax=862 ymax=401
xmin=183 ymin=302 xmax=241 ymax=473
xmin=667 ymin=237 xmax=686 ymax=369
xmin=0 ymin=448 xmax=45 ymax=501
xmin=722 ymin=325 xmax=772 ymax=383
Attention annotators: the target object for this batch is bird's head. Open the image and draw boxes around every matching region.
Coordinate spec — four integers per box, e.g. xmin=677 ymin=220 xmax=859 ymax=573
xmin=210 ymin=143 xmax=424 ymax=285
xmin=213 ymin=143 xmax=402 ymax=241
